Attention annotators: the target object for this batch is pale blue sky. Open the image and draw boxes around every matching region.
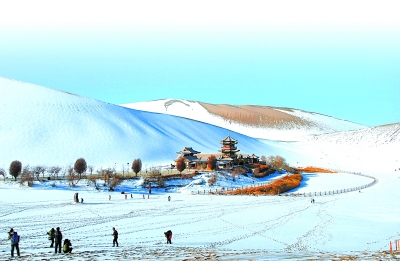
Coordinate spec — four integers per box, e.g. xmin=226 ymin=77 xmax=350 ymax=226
xmin=1 ymin=0 xmax=399 ymax=127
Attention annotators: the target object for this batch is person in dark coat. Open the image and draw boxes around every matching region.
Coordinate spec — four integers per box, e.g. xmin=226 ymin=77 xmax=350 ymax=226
xmin=47 ymin=228 xmax=55 ymax=247
xmin=54 ymin=227 xmax=63 ymax=253
xmin=164 ymin=230 xmax=172 ymax=244
xmin=8 ymin=228 xmax=20 ymax=257
xmin=112 ymin=227 xmax=118 ymax=247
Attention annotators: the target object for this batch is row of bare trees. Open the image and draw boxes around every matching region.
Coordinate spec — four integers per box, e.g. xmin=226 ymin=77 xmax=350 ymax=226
xmin=2 ymin=157 xmax=145 ymax=189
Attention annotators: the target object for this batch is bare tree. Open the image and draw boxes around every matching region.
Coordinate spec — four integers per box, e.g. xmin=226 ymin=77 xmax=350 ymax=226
xmin=33 ymin=165 xmax=46 ymax=181
xmin=266 ymin=155 xmax=287 ymax=172
xmin=101 ymin=168 xmax=113 ymax=186
xmin=21 ymin=165 xmax=32 ymax=178
xmin=132 ymin=158 xmax=142 ymax=177
xmin=67 ymin=167 xmax=79 ymax=187
xmin=74 ymin=158 xmax=87 ymax=179
xmin=87 ymin=165 xmax=94 ymax=175
xmin=253 ymin=167 xmax=260 ymax=178
xmin=87 ymin=175 xmax=99 ymax=190
xmin=9 ymin=160 xmax=22 ymax=180
xmin=109 ymin=174 xmax=123 ymax=191
xmin=47 ymin=166 xmax=62 ymax=179
xmin=0 ymin=168 xmax=6 ymax=181
xmin=20 ymin=171 xmax=34 ymax=187
xmin=231 ymin=167 xmax=246 ymax=181
xmin=176 ymin=157 xmax=186 ymax=174
xmin=207 ymin=155 xmax=217 ymax=171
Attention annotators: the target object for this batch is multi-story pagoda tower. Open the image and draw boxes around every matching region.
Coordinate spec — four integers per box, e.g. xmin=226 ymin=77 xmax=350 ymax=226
xmin=219 ymin=134 xmax=240 ymax=162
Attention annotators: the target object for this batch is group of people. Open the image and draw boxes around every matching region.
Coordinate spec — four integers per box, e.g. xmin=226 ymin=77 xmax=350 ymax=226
xmin=47 ymin=227 xmax=73 ymax=254
xmin=7 ymin=226 xmax=172 ymax=257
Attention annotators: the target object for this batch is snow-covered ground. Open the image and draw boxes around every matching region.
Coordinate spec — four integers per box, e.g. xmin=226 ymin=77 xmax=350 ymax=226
xmin=1 ymin=77 xmax=400 ymax=260
xmin=1 ymin=169 xmax=399 ymax=261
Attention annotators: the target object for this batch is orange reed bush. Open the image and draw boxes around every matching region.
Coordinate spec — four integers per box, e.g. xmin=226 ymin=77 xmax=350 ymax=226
xmin=227 ymin=174 xmax=303 ymax=195
xmin=296 ymin=166 xmax=336 ymax=173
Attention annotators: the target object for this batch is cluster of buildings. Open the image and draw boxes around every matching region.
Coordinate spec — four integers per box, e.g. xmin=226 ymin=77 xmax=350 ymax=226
xmin=174 ymin=134 xmax=259 ymax=170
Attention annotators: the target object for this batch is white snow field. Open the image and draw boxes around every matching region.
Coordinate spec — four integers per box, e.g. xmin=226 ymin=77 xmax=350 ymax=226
xmin=1 ymin=77 xmax=400 ymax=260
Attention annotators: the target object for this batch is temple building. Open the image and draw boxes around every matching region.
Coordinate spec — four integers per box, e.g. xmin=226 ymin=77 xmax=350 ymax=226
xmin=218 ymin=134 xmax=240 ymax=165
xmin=174 ymin=135 xmax=259 ymax=170
xmin=175 ymin=147 xmax=206 ymax=168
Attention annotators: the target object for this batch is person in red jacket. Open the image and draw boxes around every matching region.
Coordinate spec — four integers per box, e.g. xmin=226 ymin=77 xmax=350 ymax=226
xmin=164 ymin=230 xmax=172 ymax=244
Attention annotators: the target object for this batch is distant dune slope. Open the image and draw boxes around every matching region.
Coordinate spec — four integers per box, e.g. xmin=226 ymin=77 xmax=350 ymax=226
xmin=0 ymin=78 xmax=271 ymax=168
xmin=122 ymin=99 xmax=366 ymax=141
xmin=305 ymin=123 xmax=400 ymax=146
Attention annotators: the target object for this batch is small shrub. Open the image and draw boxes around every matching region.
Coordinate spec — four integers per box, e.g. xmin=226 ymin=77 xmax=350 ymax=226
xmin=295 ymin=166 xmax=335 ymax=173
xmin=20 ymin=172 xmax=34 ymax=187
xmin=0 ymin=168 xmax=6 ymax=181
xmin=227 ymin=174 xmax=303 ymax=195
xmin=110 ymin=174 xmax=123 ymax=190
xmin=87 ymin=175 xmax=99 ymax=190
xmin=208 ymin=174 xmax=217 ymax=186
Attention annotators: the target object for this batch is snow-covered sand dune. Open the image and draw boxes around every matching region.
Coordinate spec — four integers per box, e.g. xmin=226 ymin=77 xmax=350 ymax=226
xmin=122 ymin=98 xmax=366 ymax=141
xmin=0 ymin=77 xmax=271 ymax=169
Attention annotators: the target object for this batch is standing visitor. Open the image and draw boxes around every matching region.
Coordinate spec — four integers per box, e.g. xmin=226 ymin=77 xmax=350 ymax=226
xmin=54 ymin=227 xmax=63 ymax=254
xmin=8 ymin=228 xmax=20 ymax=257
xmin=112 ymin=227 xmax=118 ymax=247
xmin=164 ymin=230 xmax=172 ymax=244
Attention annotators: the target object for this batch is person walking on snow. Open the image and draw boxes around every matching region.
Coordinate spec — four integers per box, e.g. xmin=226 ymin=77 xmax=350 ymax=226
xmin=47 ymin=227 xmax=55 ymax=247
xmin=8 ymin=228 xmax=20 ymax=257
xmin=54 ymin=227 xmax=63 ymax=253
xmin=112 ymin=227 xmax=118 ymax=247
xmin=164 ymin=230 xmax=172 ymax=244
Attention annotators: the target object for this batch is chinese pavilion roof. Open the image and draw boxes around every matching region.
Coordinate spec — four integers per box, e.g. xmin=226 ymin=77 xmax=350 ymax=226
xmin=176 ymin=147 xmax=201 ymax=155
xmin=220 ymin=134 xmax=238 ymax=144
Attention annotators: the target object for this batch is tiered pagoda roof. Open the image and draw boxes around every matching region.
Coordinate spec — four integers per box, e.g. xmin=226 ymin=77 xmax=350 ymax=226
xmin=175 ymin=147 xmax=201 ymax=162
xmin=220 ymin=134 xmax=238 ymax=145
xmin=218 ymin=134 xmax=240 ymax=158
